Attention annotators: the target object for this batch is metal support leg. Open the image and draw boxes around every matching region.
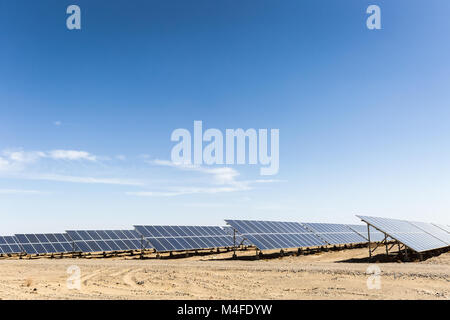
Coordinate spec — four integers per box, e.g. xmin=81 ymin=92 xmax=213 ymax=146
xmin=385 ymin=235 xmax=389 ymax=256
xmin=232 ymin=229 xmax=237 ymax=259
xmin=367 ymin=224 xmax=372 ymax=260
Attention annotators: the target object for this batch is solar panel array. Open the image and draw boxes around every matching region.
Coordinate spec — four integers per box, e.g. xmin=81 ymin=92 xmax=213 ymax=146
xmin=15 ymin=233 xmax=74 ymax=255
xmin=134 ymin=225 xmax=235 ymax=252
xmin=302 ymin=223 xmax=367 ymax=245
xmin=0 ymin=236 xmax=23 ymax=254
xmin=3 ymin=217 xmax=449 ymax=257
xmin=66 ymin=230 xmax=146 ymax=253
xmin=346 ymin=224 xmax=386 ymax=242
xmin=357 ymin=215 xmax=449 ymax=253
xmin=225 ymin=220 xmax=326 ymax=250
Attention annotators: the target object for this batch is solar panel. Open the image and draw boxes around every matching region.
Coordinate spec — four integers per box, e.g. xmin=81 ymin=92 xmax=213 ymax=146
xmin=408 ymin=221 xmax=450 ymax=246
xmin=225 ymin=220 xmax=326 ymax=250
xmin=346 ymin=224 xmax=387 ymax=242
xmin=357 ymin=215 xmax=449 ymax=253
xmin=0 ymin=236 xmax=23 ymax=254
xmin=134 ymin=225 xmax=235 ymax=252
xmin=66 ymin=230 xmax=147 ymax=253
xmin=15 ymin=233 xmax=74 ymax=255
xmin=302 ymin=223 xmax=367 ymax=245
xmin=432 ymin=223 xmax=450 ymax=234
xmin=222 ymin=226 xmax=249 ymax=245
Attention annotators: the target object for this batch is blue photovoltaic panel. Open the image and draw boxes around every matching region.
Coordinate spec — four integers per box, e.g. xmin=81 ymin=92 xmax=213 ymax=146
xmin=357 ymin=215 xmax=449 ymax=253
xmin=15 ymin=233 xmax=74 ymax=255
xmin=0 ymin=236 xmax=23 ymax=254
xmin=134 ymin=225 xmax=234 ymax=252
xmin=346 ymin=224 xmax=387 ymax=242
xmin=66 ymin=230 xmax=148 ymax=253
xmin=302 ymin=223 xmax=367 ymax=245
xmin=225 ymin=220 xmax=326 ymax=250
xmin=408 ymin=221 xmax=450 ymax=245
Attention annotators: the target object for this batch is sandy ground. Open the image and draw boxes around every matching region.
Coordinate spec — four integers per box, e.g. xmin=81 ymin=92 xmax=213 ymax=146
xmin=0 ymin=247 xmax=449 ymax=300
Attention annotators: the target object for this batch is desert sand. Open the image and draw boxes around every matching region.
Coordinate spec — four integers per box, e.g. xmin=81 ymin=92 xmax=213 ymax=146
xmin=0 ymin=247 xmax=449 ymax=300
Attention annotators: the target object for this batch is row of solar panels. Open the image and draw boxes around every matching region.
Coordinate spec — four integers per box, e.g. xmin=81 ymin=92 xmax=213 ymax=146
xmin=0 ymin=220 xmax=386 ymax=256
xmin=0 ymin=226 xmax=242 ymax=255
xmin=357 ymin=216 xmax=450 ymax=253
xmin=0 ymin=230 xmax=144 ymax=255
xmin=224 ymin=220 xmax=386 ymax=250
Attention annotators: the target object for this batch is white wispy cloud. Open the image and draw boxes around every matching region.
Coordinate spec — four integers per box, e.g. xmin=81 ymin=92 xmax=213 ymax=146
xmin=0 ymin=189 xmax=47 ymax=195
xmin=116 ymin=155 xmax=126 ymax=161
xmin=2 ymin=149 xmax=97 ymax=164
xmin=151 ymin=159 xmax=239 ymax=185
xmin=243 ymin=178 xmax=287 ymax=184
xmin=0 ymin=148 xmax=143 ymax=187
xmin=0 ymin=152 xmax=283 ymax=194
xmin=0 ymin=157 xmax=10 ymax=170
xmin=27 ymin=174 xmax=144 ymax=186
xmin=47 ymin=150 xmax=96 ymax=161
xmin=128 ymin=159 xmax=281 ymax=197
xmin=126 ymin=185 xmax=250 ymax=197
xmin=2 ymin=150 xmax=45 ymax=164
xmin=0 ymin=155 xmax=28 ymax=173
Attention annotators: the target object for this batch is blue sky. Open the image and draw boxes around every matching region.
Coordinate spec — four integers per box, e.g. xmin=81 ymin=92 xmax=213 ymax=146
xmin=1 ymin=1 xmax=450 ymax=233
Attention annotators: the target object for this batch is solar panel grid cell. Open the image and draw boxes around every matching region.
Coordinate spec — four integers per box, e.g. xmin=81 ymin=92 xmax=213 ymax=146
xmin=0 ymin=236 xmax=23 ymax=254
xmin=14 ymin=233 xmax=74 ymax=255
xmin=134 ymin=225 xmax=235 ymax=252
xmin=432 ymin=223 xmax=450 ymax=234
xmin=66 ymin=230 xmax=146 ymax=253
xmin=409 ymin=221 xmax=450 ymax=245
xmin=225 ymin=220 xmax=326 ymax=250
xmin=301 ymin=223 xmax=367 ymax=245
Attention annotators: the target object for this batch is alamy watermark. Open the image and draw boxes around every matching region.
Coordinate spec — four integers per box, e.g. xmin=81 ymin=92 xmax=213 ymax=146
xmin=66 ymin=5 xmax=81 ymax=30
xmin=170 ymin=121 xmax=279 ymax=175
xmin=67 ymin=265 xmax=81 ymax=290
xmin=366 ymin=265 xmax=381 ymax=290
xmin=64 ymin=4 xmax=382 ymax=31
xmin=366 ymin=5 xmax=381 ymax=30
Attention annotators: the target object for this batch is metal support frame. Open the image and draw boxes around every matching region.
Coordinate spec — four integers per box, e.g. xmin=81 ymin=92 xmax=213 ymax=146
xmin=140 ymin=235 xmax=145 ymax=259
xmin=385 ymin=235 xmax=389 ymax=256
xmin=367 ymin=224 xmax=396 ymax=259
xmin=232 ymin=228 xmax=237 ymax=259
xmin=388 ymin=242 xmax=397 ymax=252
xmin=362 ymin=219 xmax=420 ymax=262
